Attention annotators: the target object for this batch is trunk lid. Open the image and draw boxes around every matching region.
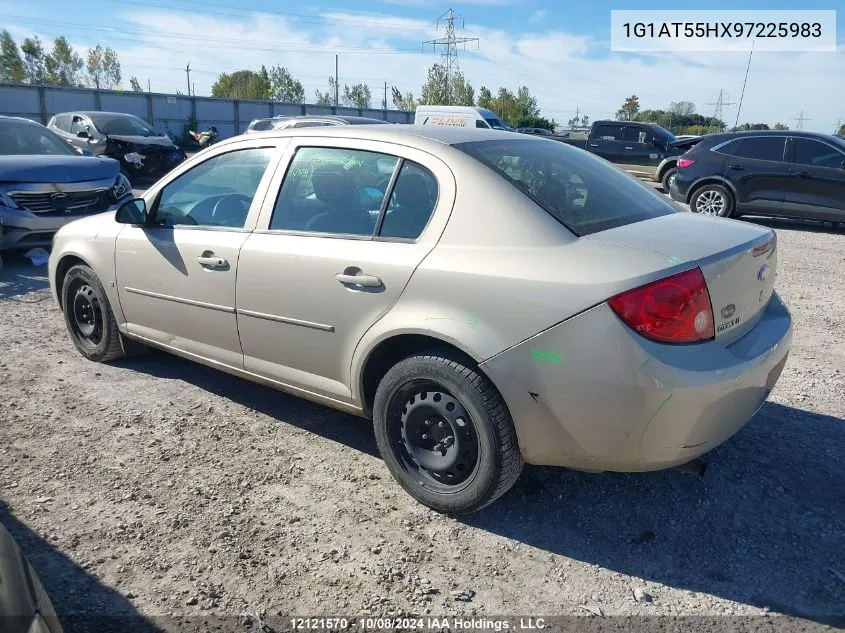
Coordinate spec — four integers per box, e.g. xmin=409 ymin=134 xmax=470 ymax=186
xmin=587 ymin=213 xmax=777 ymax=343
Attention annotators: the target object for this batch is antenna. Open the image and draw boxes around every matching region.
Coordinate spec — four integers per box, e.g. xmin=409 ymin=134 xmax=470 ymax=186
xmin=422 ymin=9 xmax=479 ymax=106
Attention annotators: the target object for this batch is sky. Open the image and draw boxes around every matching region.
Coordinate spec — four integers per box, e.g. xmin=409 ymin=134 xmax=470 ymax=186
xmin=2 ymin=0 xmax=844 ymax=132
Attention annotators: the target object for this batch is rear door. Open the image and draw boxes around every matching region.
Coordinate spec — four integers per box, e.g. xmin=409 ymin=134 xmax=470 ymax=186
xmin=723 ymin=136 xmax=789 ymax=215
xmin=619 ymin=124 xmax=661 ymax=178
xmin=235 ymin=138 xmax=455 ymax=402
xmin=587 ymin=123 xmax=624 ymax=164
xmin=783 ymin=136 xmax=845 ymax=220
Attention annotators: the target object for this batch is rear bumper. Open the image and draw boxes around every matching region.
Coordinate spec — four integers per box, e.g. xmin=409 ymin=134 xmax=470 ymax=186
xmin=480 ymin=292 xmax=792 ymax=470
xmin=669 ymin=178 xmax=690 ymax=203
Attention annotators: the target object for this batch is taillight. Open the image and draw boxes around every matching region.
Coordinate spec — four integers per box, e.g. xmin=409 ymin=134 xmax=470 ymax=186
xmin=677 ymin=157 xmax=695 ymax=168
xmin=607 ymin=268 xmax=715 ymax=344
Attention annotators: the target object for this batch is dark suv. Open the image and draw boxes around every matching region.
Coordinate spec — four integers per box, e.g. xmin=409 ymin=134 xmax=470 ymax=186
xmin=670 ymin=130 xmax=845 ymax=226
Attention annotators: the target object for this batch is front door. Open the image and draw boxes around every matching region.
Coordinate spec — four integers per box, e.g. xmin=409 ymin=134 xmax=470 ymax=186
xmin=115 ymin=143 xmax=281 ymax=367
xmin=724 ymin=135 xmax=790 ymax=214
xmin=783 ymin=136 xmax=845 ymax=221
xmin=236 ymin=141 xmax=452 ymax=402
xmin=619 ymin=124 xmax=662 ymax=178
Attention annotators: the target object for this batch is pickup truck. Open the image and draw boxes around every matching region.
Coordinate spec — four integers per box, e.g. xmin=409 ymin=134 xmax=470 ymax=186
xmin=560 ymin=120 xmax=701 ymax=192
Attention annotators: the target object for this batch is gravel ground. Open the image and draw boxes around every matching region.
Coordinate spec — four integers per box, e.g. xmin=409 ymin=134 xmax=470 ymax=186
xmin=1 ymin=210 xmax=843 ymax=633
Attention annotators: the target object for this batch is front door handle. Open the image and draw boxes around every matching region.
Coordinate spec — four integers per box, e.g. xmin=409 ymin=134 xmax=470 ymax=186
xmin=335 ymin=272 xmax=382 ymax=287
xmin=728 ymin=164 xmax=744 ymax=170
xmin=196 ymin=254 xmax=228 ymax=269
xmin=792 ymin=170 xmax=810 ymax=177
xmin=624 ymin=146 xmax=633 ymax=150
xmin=588 ymin=143 xmax=599 ymax=147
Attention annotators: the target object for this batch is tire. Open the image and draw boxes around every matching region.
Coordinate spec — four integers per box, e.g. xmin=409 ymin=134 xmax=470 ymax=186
xmin=690 ymin=183 xmax=735 ymax=218
xmin=61 ymin=264 xmax=125 ymax=363
xmin=372 ymin=348 xmax=524 ymax=515
xmin=661 ymin=166 xmax=678 ymax=193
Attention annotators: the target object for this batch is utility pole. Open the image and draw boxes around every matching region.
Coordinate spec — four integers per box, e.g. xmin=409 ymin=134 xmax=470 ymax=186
xmin=147 ymin=78 xmax=151 ymax=93
xmin=706 ymin=89 xmax=735 ymax=131
xmin=793 ymin=110 xmax=811 ymax=130
xmin=422 ymin=9 xmax=479 ymax=106
xmin=334 ymin=55 xmax=339 ymax=107
xmin=185 ymin=63 xmax=191 ymax=96
xmin=192 ymin=82 xmax=195 ymax=97
xmin=384 ymin=81 xmax=388 ymax=110
xmin=835 ymin=118 xmax=842 ymax=134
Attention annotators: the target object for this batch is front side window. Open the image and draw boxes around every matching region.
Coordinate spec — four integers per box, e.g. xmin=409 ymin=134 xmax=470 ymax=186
xmin=270 ymin=147 xmax=399 ymax=236
xmin=378 ymin=161 xmax=438 ymax=240
xmin=70 ymin=116 xmax=88 ymax=135
xmin=732 ymin=137 xmax=786 ymax=162
xmin=454 ymin=138 xmax=676 ymax=237
xmin=623 ymin=126 xmax=649 ymax=144
xmin=153 ymin=147 xmax=275 ymax=228
xmin=791 ymin=138 xmax=845 ymax=169
xmin=476 ymin=120 xmax=490 ymax=129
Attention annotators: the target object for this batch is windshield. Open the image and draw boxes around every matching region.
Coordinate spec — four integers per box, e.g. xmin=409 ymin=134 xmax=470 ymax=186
xmin=653 ymin=124 xmax=676 ymax=142
xmin=90 ymin=114 xmax=159 ymax=137
xmin=484 ymin=118 xmax=509 ymax=131
xmin=453 ymin=138 xmax=677 ymax=237
xmin=0 ymin=121 xmax=76 ymax=156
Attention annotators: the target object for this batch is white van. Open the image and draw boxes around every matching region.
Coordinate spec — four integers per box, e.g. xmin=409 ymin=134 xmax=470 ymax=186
xmin=414 ymin=106 xmax=511 ymax=130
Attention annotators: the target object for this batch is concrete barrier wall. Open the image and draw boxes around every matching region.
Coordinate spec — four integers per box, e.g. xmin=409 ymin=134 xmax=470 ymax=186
xmin=0 ymin=83 xmax=414 ymax=138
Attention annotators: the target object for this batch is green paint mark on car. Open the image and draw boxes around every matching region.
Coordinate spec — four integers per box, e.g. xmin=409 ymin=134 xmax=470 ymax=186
xmin=667 ymin=255 xmax=682 ymax=264
xmin=467 ymin=314 xmax=480 ymax=326
xmin=530 ymin=349 xmax=566 ymax=365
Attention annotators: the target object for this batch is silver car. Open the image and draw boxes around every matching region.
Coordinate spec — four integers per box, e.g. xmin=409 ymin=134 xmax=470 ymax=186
xmin=0 ymin=116 xmax=132 ymax=251
xmin=47 ymin=125 xmax=792 ymax=514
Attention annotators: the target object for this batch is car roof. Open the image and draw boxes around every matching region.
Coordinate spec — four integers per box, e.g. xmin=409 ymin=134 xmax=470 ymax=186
xmin=232 ymin=124 xmax=521 ymax=149
xmin=699 ymin=129 xmax=845 ymax=147
xmin=53 ymin=111 xmax=141 ymax=118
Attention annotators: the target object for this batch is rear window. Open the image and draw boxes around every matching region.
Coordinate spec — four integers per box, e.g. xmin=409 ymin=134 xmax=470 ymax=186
xmin=453 ymin=138 xmax=677 ymax=237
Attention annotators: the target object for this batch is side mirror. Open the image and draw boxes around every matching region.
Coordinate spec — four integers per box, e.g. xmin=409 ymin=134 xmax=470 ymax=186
xmin=115 ymin=198 xmax=148 ymax=225
xmin=76 ymin=130 xmax=90 ymax=139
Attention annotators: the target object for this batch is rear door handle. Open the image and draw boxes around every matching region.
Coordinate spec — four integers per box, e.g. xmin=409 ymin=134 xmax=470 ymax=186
xmin=792 ymin=170 xmax=810 ymax=177
xmin=588 ymin=143 xmax=599 ymax=147
xmin=335 ymin=272 xmax=382 ymax=287
xmin=728 ymin=164 xmax=744 ymax=170
xmin=196 ymin=254 xmax=228 ymax=268
xmin=624 ymin=146 xmax=633 ymax=150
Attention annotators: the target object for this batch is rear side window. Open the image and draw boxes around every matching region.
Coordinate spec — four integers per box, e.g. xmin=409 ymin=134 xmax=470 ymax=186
xmin=454 ymin=138 xmax=676 ymax=237
xmin=378 ymin=161 xmax=438 ymax=240
xmin=623 ymin=126 xmax=650 ymax=144
xmin=594 ymin=124 xmax=623 ymax=141
xmin=791 ymin=138 xmax=844 ymax=169
xmin=732 ymin=137 xmax=786 ymax=162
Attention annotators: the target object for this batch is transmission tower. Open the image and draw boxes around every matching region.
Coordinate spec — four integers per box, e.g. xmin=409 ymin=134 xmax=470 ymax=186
xmin=706 ymin=90 xmax=734 ymax=131
xmin=422 ymin=9 xmax=479 ymax=106
xmin=793 ymin=110 xmax=811 ymax=130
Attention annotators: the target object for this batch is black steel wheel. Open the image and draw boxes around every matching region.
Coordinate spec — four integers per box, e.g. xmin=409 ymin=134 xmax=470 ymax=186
xmin=373 ymin=348 xmax=523 ymax=515
xmin=389 ymin=381 xmax=480 ymax=492
xmin=61 ymin=264 xmax=125 ymax=362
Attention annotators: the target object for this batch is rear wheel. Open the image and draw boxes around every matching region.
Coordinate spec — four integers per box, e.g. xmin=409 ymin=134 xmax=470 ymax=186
xmin=691 ymin=183 xmax=734 ymax=218
xmin=372 ymin=349 xmax=523 ymax=515
xmin=661 ymin=166 xmax=678 ymax=193
xmin=62 ymin=264 xmax=125 ymax=363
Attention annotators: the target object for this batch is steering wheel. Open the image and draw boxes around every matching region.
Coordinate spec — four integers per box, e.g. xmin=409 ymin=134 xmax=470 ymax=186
xmin=211 ymin=193 xmax=253 ymax=227
xmin=376 ymin=175 xmax=393 ymax=192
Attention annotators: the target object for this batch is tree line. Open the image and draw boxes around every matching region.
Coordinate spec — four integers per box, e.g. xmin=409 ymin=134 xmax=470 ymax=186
xmin=0 ymin=30 xmax=139 ymax=91
xmin=210 ymin=63 xmax=555 ymax=129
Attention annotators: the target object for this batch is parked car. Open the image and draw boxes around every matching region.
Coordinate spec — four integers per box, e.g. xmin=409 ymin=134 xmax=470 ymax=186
xmin=0 ymin=115 xmax=132 ymax=251
xmin=561 ymin=120 xmax=701 ymax=191
xmin=517 ymin=127 xmax=554 ymax=136
xmin=47 ymin=111 xmax=185 ymax=178
xmin=0 ymin=521 xmax=63 ymax=632
xmin=670 ymin=130 xmax=845 ymax=227
xmin=245 ymin=115 xmax=390 ymax=133
xmin=414 ymin=105 xmax=511 ymax=131
xmin=48 ymin=125 xmax=791 ymax=514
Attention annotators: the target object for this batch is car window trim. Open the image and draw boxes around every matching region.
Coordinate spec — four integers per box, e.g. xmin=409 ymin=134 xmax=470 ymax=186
xmin=147 ymin=144 xmax=278 ymax=230
xmin=711 ymin=135 xmax=788 ymax=162
xmin=786 ymin=136 xmax=845 ymax=168
xmin=373 ymin=158 xmax=405 ymax=237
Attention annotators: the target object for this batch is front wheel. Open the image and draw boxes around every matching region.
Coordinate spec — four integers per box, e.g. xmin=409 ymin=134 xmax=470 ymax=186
xmin=661 ymin=166 xmax=678 ymax=193
xmin=690 ymin=183 xmax=735 ymax=218
xmin=62 ymin=264 xmax=125 ymax=363
xmin=372 ymin=349 xmax=523 ymax=515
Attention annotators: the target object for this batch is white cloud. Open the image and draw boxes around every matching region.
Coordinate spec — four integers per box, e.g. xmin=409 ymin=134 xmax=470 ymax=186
xmin=529 ymin=10 xmax=548 ymax=24
xmin=3 ymin=7 xmax=843 ymax=132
